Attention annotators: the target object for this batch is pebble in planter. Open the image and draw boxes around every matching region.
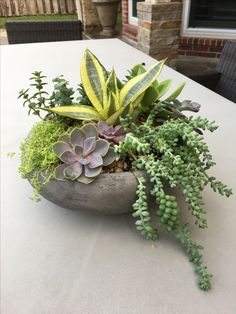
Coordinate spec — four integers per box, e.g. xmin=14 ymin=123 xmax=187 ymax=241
xmin=18 ymin=49 xmax=232 ymax=291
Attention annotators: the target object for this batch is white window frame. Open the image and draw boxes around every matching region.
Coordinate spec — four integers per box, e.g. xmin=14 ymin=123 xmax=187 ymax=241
xmin=181 ymin=0 xmax=236 ymax=39
xmin=128 ymin=0 xmax=138 ymax=25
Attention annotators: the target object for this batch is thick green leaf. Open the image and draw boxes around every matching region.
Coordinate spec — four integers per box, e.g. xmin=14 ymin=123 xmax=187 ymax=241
xmin=165 ymin=83 xmax=186 ymax=101
xmin=130 ymin=64 xmax=146 ymax=76
xmin=152 ymin=80 xmax=159 ymax=90
xmin=141 ymin=86 xmax=159 ymax=110
xmin=157 ymin=79 xmax=172 ymax=98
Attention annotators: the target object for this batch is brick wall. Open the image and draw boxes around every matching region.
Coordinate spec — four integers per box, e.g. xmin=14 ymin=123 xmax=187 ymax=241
xmin=179 ymin=37 xmax=225 ymax=58
xmin=122 ymin=0 xmax=138 ymax=44
xmin=121 ymin=0 xmax=227 ymax=58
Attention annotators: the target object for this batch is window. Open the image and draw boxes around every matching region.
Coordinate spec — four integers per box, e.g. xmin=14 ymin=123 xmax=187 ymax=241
xmin=182 ymin=0 xmax=236 ymax=39
xmin=128 ymin=0 xmax=145 ymax=25
xmin=189 ymin=0 xmax=236 ymax=29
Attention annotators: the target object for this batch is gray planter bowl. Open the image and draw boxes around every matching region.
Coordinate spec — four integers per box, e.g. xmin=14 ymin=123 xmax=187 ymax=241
xmin=31 ymin=171 xmax=151 ymax=215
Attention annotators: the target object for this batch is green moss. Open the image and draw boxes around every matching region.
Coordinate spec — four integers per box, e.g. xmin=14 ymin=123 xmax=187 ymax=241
xmin=19 ymin=120 xmax=79 ymax=200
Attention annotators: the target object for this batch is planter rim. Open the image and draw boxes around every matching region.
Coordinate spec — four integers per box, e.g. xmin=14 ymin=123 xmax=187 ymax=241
xmin=28 ymin=169 xmax=145 ymax=181
xmin=29 ymin=170 xmax=148 ymax=214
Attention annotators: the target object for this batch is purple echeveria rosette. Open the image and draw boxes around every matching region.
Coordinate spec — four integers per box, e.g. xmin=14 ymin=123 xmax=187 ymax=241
xmin=53 ymin=123 xmax=118 ymax=184
xmin=97 ymin=121 xmax=126 ymax=144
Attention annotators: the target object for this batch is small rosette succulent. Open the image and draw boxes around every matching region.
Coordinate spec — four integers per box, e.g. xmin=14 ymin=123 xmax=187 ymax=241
xmin=97 ymin=121 xmax=126 ymax=144
xmin=53 ymin=123 xmax=118 ymax=184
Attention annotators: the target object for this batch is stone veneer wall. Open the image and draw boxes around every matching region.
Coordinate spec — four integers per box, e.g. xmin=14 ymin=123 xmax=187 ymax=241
xmin=137 ymin=1 xmax=182 ymax=60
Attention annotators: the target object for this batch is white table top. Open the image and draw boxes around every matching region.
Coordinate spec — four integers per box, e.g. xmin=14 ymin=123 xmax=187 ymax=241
xmin=1 ymin=39 xmax=236 ymax=314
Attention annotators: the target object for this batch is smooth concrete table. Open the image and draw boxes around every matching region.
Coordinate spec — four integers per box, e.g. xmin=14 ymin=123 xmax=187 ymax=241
xmin=1 ymin=39 xmax=236 ymax=314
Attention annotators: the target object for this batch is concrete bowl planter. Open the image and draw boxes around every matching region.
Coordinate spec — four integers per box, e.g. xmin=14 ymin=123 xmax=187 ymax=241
xmin=30 ymin=171 xmax=151 ymax=215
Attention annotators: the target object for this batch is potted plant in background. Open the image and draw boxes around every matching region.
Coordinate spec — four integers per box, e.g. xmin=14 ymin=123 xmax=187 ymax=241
xmin=18 ymin=49 xmax=232 ymax=291
xmin=92 ymin=0 xmax=121 ymax=36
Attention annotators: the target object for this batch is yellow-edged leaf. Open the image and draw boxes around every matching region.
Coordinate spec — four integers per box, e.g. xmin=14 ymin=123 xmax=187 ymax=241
xmin=131 ymin=92 xmax=145 ymax=109
xmin=101 ymin=69 xmax=120 ymax=116
xmin=128 ymin=104 xmax=134 ymax=115
xmin=108 ymin=92 xmax=120 ymax=116
xmin=102 ymin=85 xmax=108 ymax=113
xmin=120 ymin=59 xmax=166 ymax=107
xmin=48 ymin=105 xmax=103 ymax=121
xmin=100 ymin=91 xmax=110 ymax=119
xmin=105 ymin=106 xmax=126 ymax=125
xmin=80 ymin=49 xmax=106 ymax=115
xmin=106 ymin=68 xmax=119 ymax=99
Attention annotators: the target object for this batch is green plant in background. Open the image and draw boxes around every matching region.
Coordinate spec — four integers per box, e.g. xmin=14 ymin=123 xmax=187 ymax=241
xmin=18 ymin=49 xmax=232 ymax=291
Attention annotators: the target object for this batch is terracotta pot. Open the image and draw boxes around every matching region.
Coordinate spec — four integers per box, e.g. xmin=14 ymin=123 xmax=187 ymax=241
xmin=92 ymin=0 xmax=120 ymax=37
xmin=29 ymin=171 xmax=153 ymax=215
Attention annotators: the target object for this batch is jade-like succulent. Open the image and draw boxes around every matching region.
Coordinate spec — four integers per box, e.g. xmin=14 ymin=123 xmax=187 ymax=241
xmin=53 ymin=123 xmax=118 ymax=184
xmin=97 ymin=121 xmax=126 ymax=144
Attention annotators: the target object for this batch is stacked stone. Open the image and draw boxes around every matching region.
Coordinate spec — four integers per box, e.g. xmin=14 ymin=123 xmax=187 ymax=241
xmin=137 ymin=0 xmax=182 ymax=61
xmin=76 ymin=0 xmax=101 ymax=33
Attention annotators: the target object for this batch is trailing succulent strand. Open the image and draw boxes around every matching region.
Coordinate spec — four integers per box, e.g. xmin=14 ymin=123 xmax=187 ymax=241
xmin=175 ymin=224 xmax=213 ymax=291
xmin=132 ymin=156 xmax=212 ymax=290
xmin=116 ymin=110 xmax=232 ymax=291
xmin=132 ymin=174 xmax=158 ymax=240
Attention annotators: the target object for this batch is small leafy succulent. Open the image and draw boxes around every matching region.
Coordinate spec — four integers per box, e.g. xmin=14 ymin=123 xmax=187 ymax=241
xmin=97 ymin=121 xmax=126 ymax=144
xmin=53 ymin=124 xmax=117 ymax=184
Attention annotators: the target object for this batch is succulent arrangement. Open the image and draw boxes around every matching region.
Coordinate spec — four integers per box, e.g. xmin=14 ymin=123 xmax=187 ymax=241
xmin=19 ymin=49 xmax=232 ymax=291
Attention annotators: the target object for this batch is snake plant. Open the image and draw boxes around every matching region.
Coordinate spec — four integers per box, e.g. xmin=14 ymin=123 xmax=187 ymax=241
xmin=47 ymin=49 xmax=166 ymax=125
